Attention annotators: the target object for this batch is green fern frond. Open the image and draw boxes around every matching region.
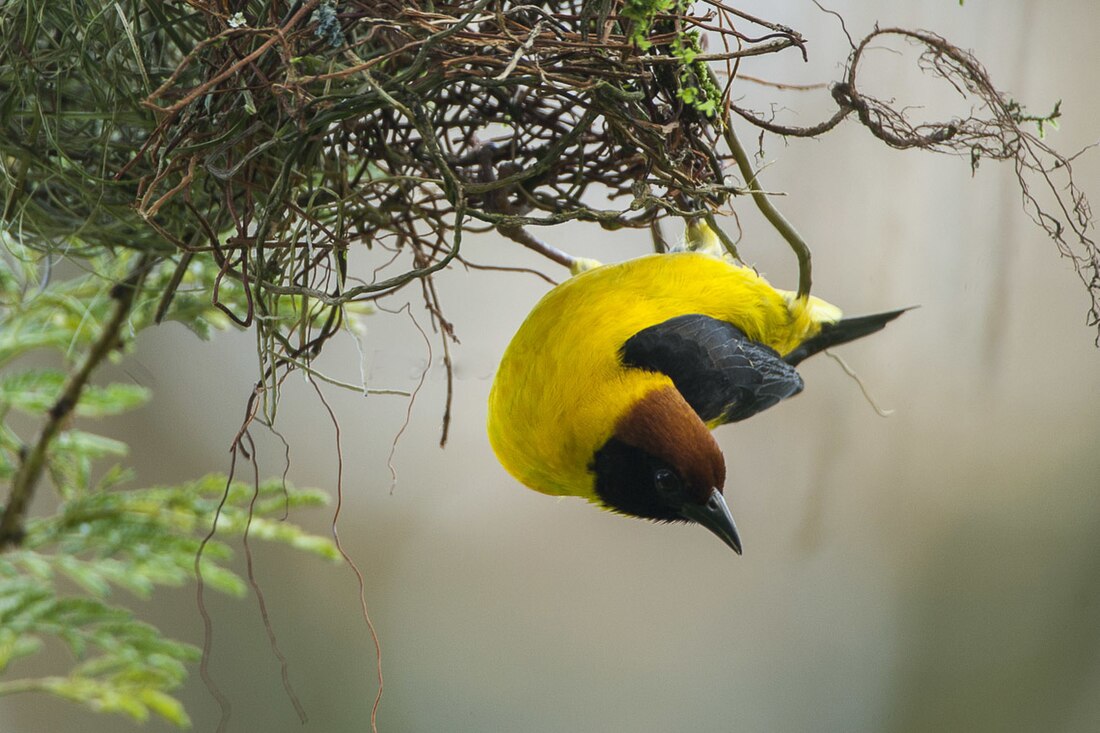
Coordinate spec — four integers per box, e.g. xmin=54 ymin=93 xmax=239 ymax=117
xmin=0 ymin=249 xmax=344 ymax=726
xmin=0 ymin=476 xmax=336 ymax=725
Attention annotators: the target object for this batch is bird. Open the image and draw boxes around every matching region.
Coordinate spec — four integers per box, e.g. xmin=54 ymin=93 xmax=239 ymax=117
xmin=487 ymin=244 xmax=906 ymax=555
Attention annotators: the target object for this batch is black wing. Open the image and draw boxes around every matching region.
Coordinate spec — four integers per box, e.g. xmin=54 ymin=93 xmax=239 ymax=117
xmin=621 ymin=314 xmax=803 ymax=425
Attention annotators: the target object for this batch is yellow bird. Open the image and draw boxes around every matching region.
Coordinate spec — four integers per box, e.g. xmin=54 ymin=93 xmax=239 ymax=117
xmin=487 ymin=249 xmax=904 ymax=554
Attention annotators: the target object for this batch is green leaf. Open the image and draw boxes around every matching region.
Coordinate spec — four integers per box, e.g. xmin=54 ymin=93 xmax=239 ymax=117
xmin=0 ymin=370 xmax=66 ymax=413
xmin=54 ymin=555 xmax=112 ymax=598
xmin=77 ymin=384 xmax=151 ymax=417
xmin=55 ymin=430 xmax=129 ymax=460
xmin=93 ymin=464 xmax=135 ymax=492
xmin=0 ymin=629 xmax=43 ymax=672
xmin=140 ymin=688 xmax=192 ymax=727
xmin=196 ymin=561 xmax=246 ymax=596
xmin=14 ymin=552 xmax=54 ymax=582
xmin=0 ymin=331 xmax=75 ymax=368
xmin=240 ymin=517 xmax=340 ymax=560
xmin=3 ymin=468 xmax=334 ymax=725
xmin=40 ymin=677 xmax=151 ymax=722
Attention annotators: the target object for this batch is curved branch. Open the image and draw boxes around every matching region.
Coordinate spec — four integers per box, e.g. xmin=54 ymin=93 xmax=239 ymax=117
xmin=731 ymin=103 xmax=851 ymax=138
xmin=722 ymin=123 xmax=813 ymax=297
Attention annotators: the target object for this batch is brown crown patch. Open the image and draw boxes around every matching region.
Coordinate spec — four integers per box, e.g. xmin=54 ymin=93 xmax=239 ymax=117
xmin=614 ymin=386 xmax=726 ymax=501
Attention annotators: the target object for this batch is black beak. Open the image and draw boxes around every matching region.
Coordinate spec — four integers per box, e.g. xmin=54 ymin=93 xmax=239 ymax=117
xmin=680 ymin=489 xmax=742 ymax=555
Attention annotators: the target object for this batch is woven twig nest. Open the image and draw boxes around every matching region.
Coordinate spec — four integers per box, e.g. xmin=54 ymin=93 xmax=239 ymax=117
xmin=2 ymin=1 xmax=1096 ymax=353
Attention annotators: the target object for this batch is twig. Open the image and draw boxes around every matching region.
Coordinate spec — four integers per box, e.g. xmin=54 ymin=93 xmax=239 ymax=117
xmin=145 ymin=1 xmax=323 ymax=115
xmin=704 ymin=212 xmax=741 ymax=260
xmin=495 ymin=19 xmax=547 ymax=81
xmin=733 ymin=74 xmax=828 ymax=91
xmin=731 ymin=104 xmax=851 ymax=138
xmin=306 ymin=378 xmax=384 ymax=733
xmin=457 ymin=256 xmax=558 ymax=285
xmin=497 ymin=224 xmax=579 ymax=270
xmin=636 ymin=38 xmax=799 ymax=63
xmin=825 ymin=351 xmax=894 ymax=417
xmin=279 ymin=356 xmax=411 ymax=396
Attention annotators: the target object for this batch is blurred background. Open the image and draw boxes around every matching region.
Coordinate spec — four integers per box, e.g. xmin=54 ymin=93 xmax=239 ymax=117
xmin=4 ymin=1 xmax=1100 ymax=731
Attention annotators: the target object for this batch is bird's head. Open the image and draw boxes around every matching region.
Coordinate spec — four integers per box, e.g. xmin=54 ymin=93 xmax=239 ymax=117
xmin=591 ymin=386 xmax=742 ymax=554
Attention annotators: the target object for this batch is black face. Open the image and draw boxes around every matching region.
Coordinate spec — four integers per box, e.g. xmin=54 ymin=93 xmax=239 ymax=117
xmin=591 ymin=437 xmax=694 ymax=521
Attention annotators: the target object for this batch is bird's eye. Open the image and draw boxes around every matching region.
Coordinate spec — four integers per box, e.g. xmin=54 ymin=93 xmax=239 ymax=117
xmin=653 ymin=468 xmax=682 ymax=498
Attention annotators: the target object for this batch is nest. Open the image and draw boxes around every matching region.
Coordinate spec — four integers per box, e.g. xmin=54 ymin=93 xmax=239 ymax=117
xmin=128 ymin=0 xmax=814 ymax=303
xmin=2 ymin=0 xmax=1098 ymax=371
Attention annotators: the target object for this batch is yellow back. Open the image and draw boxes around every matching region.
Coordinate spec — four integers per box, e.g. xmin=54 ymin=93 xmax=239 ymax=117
xmin=487 ymin=252 xmax=833 ymax=500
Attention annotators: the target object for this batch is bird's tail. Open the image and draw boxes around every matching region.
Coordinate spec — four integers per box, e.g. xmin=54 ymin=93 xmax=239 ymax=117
xmin=784 ymin=308 xmax=912 ymax=366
